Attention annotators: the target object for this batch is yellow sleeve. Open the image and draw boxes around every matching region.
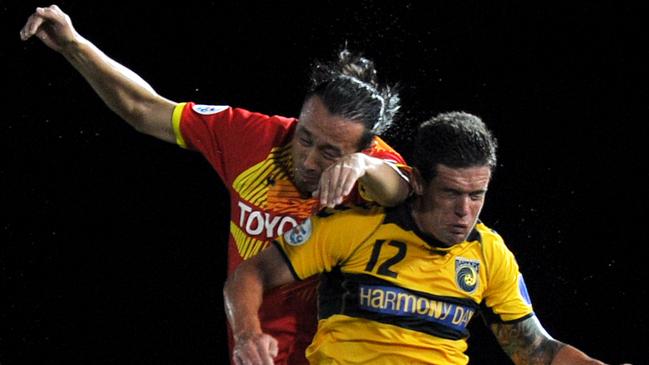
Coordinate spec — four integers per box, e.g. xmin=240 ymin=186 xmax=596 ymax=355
xmin=274 ymin=207 xmax=384 ymax=280
xmin=481 ymin=229 xmax=534 ymax=322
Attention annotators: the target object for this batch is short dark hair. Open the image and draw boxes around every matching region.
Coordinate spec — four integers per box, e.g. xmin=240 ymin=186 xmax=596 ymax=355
xmin=306 ymin=49 xmax=400 ymax=150
xmin=413 ymin=111 xmax=498 ymax=182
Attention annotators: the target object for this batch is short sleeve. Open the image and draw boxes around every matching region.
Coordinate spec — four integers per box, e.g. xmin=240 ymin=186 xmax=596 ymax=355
xmin=481 ymin=233 xmax=534 ymax=323
xmin=274 ymin=208 xmax=384 ymax=280
xmin=172 ymin=102 xmax=296 ymax=182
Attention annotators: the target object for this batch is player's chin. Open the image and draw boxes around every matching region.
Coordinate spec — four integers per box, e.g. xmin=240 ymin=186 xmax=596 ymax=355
xmin=444 ymin=232 xmax=469 ymax=245
xmin=295 ymin=178 xmax=318 ymax=197
xmin=295 ymin=172 xmax=318 ymax=190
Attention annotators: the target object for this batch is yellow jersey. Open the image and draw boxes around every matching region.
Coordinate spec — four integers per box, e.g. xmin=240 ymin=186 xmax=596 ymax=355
xmin=274 ymin=204 xmax=534 ymax=364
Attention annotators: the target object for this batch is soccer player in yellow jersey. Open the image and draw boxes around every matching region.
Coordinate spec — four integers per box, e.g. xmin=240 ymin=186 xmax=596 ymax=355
xmin=224 ymin=112 xmax=611 ymax=364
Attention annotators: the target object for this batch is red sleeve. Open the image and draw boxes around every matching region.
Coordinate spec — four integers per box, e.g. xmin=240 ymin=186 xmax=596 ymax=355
xmin=363 ymin=136 xmax=408 ymax=167
xmin=172 ymin=102 xmax=296 ymax=183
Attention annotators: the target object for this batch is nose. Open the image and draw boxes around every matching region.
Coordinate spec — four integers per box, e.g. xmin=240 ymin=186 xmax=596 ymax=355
xmin=302 ymin=148 xmax=320 ymax=171
xmin=455 ymin=196 xmax=470 ymax=217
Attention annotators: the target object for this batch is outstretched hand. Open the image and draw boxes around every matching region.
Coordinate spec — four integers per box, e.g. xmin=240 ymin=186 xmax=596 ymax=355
xmin=19 ymin=5 xmax=79 ymax=52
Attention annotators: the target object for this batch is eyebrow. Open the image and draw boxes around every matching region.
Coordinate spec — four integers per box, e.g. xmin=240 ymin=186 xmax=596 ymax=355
xmin=443 ymin=187 xmax=487 ymax=195
xmin=298 ymin=125 xmax=343 ymax=156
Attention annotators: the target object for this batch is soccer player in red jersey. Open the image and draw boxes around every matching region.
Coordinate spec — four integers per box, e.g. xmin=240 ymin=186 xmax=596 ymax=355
xmin=21 ymin=6 xmax=411 ymax=364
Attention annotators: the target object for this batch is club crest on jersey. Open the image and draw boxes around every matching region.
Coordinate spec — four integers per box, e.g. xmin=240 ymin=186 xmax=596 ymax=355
xmin=455 ymin=257 xmax=480 ymax=293
xmin=191 ymin=104 xmax=228 ymax=115
xmin=283 ymin=218 xmax=312 ymax=246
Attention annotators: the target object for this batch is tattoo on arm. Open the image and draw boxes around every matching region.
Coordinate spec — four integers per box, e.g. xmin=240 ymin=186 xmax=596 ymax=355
xmin=490 ymin=316 xmax=564 ymax=365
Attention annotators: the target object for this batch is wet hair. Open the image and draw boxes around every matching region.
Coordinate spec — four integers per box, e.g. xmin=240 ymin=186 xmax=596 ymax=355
xmin=306 ymin=49 xmax=400 ymax=150
xmin=413 ymin=111 xmax=498 ymax=182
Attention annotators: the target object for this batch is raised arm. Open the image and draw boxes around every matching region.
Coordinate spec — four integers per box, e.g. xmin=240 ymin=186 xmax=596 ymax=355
xmin=490 ymin=316 xmax=607 ymax=365
xmin=223 ymin=245 xmax=296 ymax=365
xmin=20 ymin=5 xmax=177 ymax=143
xmin=316 ymin=152 xmax=410 ymax=208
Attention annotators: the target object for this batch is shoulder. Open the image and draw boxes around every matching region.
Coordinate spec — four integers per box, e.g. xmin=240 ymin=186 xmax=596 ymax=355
xmin=475 ymin=222 xmax=512 ymax=257
xmin=317 ymin=204 xmax=385 ymax=221
xmin=364 ymin=136 xmax=404 ymax=161
xmin=475 ymin=222 xmax=504 ymax=245
xmin=311 ymin=205 xmax=386 ymax=233
xmin=180 ymin=102 xmax=297 ymax=128
xmin=281 ymin=205 xmax=386 ymax=251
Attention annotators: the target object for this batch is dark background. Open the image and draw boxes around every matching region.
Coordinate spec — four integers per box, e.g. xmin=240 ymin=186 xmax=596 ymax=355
xmin=2 ymin=1 xmax=646 ymax=364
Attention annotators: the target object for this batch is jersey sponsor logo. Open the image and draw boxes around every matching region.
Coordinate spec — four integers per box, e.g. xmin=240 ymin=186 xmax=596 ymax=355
xmin=455 ymin=257 xmax=480 ymax=293
xmin=237 ymin=201 xmax=298 ymax=238
xmin=191 ymin=104 xmax=229 ymax=115
xmin=283 ymin=218 xmax=312 ymax=246
xmin=358 ymin=284 xmax=475 ymax=331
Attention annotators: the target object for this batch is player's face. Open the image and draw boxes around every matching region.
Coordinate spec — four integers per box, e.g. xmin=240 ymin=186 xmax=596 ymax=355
xmin=414 ymin=164 xmax=491 ymax=246
xmin=291 ymin=96 xmax=365 ymax=196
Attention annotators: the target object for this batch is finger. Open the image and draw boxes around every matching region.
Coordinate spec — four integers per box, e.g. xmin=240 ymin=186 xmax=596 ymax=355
xmin=262 ymin=354 xmax=275 ymax=365
xmin=268 ymin=337 xmax=278 ymax=358
xmin=234 ymin=342 xmax=261 ymax=365
xmin=325 ymin=164 xmax=343 ymax=207
xmin=232 ymin=354 xmax=242 ymax=365
xmin=237 ymin=349 xmax=261 ymax=365
xmin=35 ymin=6 xmax=61 ymax=22
xmin=19 ymin=15 xmax=32 ymax=40
xmin=339 ymin=168 xmax=360 ymax=203
xmin=20 ymin=14 xmax=42 ymax=40
xmin=254 ymin=339 xmax=275 ymax=365
xmin=261 ymin=347 xmax=275 ymax=365
xmin=29 ymin=17 xmax=47 ymax=40
xmin=333 ymin=165 xmax=352 ymax=204
xmin=245 ymin=348 xmax=262 ymax=365
xmin=333 ymin=162 xmax=361 ymax=206
xmin=318 ymin=170 xmax=330 ymax=207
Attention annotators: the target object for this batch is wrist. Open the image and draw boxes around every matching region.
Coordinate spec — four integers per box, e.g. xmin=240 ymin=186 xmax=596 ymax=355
xmin=234 ymin=328 xmax=263 ymax=342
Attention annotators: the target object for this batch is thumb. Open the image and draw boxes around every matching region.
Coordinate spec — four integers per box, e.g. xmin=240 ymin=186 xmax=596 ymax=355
xmin=268 ymin=337 xmax=278 ymax=358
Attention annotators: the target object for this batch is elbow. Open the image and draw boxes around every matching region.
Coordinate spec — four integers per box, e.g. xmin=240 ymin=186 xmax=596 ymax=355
xmin=105 ymin=100 xmax=146 ymax=133
xmin=224 ymin=260 xmax=264 ymax=300
xmin=124 ymin=103 xmax=150 ymax=133
xmin=372 ymin=182 xmax=411 ymax=207
xmin=373 ymin=195 xmax=401 ymax=207
xmin=116 ymin=93 xmax=169 ymax=135
xmin=223 ymin=267 xmax=247 ymax=300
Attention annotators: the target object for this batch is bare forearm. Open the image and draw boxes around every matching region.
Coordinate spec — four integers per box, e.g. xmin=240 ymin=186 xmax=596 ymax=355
xmin=491 ymin=317 xmax=607 ymax=365
xmin=225 ymin=246 xmax=297 ymax=335
xmin=223 ymin=266 xmax=265 ymax=336
xmin=551 ymin=344 xmax=606 ymax=365
xmin=359 ymin=157 xmax=409 ymax=206
xmin=224 ymin=247 xmax=294 ymax=363
xmin=21 ymin=5 xmax=176 ymax=142
xmin=61 ymin=38 xmax=170 ymax=130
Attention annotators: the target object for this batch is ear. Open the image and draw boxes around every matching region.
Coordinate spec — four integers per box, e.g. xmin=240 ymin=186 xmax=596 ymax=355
xmin=411 ymin=167 xmax=424 ymax=196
